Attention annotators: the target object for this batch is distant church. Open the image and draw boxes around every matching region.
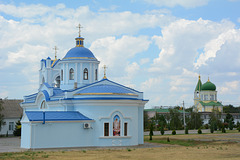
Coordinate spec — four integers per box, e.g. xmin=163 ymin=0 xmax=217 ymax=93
xmin=20 ymin=25 xmax=148 ymax=149
xmin=194 ymin=75 xmax=223 ymax=112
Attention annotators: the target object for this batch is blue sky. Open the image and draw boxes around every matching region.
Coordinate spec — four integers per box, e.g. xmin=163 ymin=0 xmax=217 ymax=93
xmin=0 ymin=0 xmax=240 ymax=108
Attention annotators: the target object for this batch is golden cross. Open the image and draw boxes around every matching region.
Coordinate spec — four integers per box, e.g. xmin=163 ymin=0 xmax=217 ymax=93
xmin=53 ymin=46 xmax=58 ymax=60
xmin=103 ymin=65 xmax=108 ymax=79
xmin=76 ymin=24 xmax=83 ymax=37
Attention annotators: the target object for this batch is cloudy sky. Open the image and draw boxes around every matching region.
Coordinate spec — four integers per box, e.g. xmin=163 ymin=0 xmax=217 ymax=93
xmin=0 ymin=0 xmax=240 ymax=108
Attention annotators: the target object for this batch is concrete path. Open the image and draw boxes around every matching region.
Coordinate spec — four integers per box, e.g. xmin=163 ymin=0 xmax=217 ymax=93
xmin=0 ymin=137 xmax=26 ymax=153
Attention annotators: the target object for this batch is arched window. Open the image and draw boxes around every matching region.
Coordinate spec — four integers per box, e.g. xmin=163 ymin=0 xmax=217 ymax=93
xmin=40 ymin=100 xmax=46 ymax=109
xmin=113 ymin=115 xmax=120 ymax=136
xmin=54 ymin=76 xmax=60 ymax=88
xmin=83 ymin=68 xmax=88 ymax=80
xmin=69 ymin=68 xmax=74 ymax=80
xmin=95 ymin=69 xmax=98 ymax=80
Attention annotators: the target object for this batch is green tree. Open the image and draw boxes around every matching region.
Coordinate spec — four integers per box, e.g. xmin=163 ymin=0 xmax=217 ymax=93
xmin=223 ymin=104 xmax=240 ymax=113
xmin=144 ymin=111 xmax=149 ymax=131
xmin=154 ymin=112 xmax=167 ymax=130
xmin=13 ymin=120 xmax=21 ymax=136
xmin=224 ymin=113 xmax=234 ymax=129
xmin=160 ymin=121 xmax=164 ymax=135
xmin=187 ymin=110 xmax=203 ymax=129
xmin=210 ymin=121 xmax=215 ymax=133
xmin=149 ymin=121 xmax=154 ymax=140
xmin=169 ymin=108 xmax=182 ymax=130
xmin=209 ymin=108 xmax=222 ymax=130
xmin=0 ymin=99 xmax=4 ymax=131
xmin=185 ymin=126 xmax=189 ymax=134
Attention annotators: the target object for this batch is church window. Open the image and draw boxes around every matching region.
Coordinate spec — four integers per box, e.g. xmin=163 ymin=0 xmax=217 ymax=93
xmin=104 ymin=123 xmax=109 ymax=136
xmin=61 ymin=70 xmax=63 ymax=81
xmin=95 ymin=69 xmax=98 ymax=80
xmin=204 ymin=95 xmax=208 ymax=100
xmin=210 ymin=95 xmax=214 ymax=100
xmin=84 ymin=68 xmax=88 ymax=80
xmin=113 ymin=115 xmax=120 ymax=136
xmin=124 ymin=123 xmax=128 ymax=136
xmin=69 ymin=68 xmax=74 ymax=80
xmin=40 ymin=100 xmax=46 ymax=109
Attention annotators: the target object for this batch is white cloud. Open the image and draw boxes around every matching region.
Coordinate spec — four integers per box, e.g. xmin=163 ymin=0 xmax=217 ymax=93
xmin=219 ymin=81 xmax=239 ymax=94
xmin=140 ymin=58 xmax=150 ymax=65
xmin=194 ymin=29 xmax=240 ymax=68
xmin=0 ymin=3 xmax=240 ymax=107
xmin=150 ymin=18 xmax=235 ymax=74
xmin=144 ymin=0 xmax=209 ymax=8
xmin=90 ymin=35 xmax=150 ymax=73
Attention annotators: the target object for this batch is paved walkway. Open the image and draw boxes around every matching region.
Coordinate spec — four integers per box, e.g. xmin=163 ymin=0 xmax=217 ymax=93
xmin=0 ymin=137 xmax=26 ymax=153
xmin=0 ymin=137 xmax=167 ymax=153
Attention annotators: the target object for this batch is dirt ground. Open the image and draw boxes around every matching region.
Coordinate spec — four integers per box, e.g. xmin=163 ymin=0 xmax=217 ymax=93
xmin=0 ymin=132 xmax=240 ymax=160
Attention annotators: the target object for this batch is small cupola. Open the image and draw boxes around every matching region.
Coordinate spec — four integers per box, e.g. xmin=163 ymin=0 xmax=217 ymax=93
xmin=76 ymin=24 xmax=84 ymax=47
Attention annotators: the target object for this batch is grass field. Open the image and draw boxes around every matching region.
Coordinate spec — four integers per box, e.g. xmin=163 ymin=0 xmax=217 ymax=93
xmin=0 ymin=131 xmax=240 ymax=160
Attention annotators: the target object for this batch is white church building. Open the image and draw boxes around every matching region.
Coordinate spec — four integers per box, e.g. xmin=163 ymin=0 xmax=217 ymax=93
xmin=20 ymin=27 xmax=148 ymax=149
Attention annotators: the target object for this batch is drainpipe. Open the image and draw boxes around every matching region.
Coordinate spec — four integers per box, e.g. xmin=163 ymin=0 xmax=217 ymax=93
xmin=43 ymin=111 xmax=45 ymax=124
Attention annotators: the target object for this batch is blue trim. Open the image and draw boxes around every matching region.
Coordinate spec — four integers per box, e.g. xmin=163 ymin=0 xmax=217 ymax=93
xmin=21 ymin=97 xmax=149 ymax=104
xmin=47 ymin=57 xmax=51 ymax=59
xmin=43 ymin=83 xmax=53 ymax=89
xmin=42 ymin=90 xmax=50 ymax=101
xmin=52 ymin=59 xmax=61 ymax=68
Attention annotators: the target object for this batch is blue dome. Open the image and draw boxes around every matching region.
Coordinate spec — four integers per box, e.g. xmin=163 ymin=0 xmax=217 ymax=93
xmin=63 ymin=47 xmax=97 ymax=60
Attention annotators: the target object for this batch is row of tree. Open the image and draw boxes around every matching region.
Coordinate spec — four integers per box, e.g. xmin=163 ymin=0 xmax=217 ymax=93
xmin=144 ymin=106 xmax=239 ymax=131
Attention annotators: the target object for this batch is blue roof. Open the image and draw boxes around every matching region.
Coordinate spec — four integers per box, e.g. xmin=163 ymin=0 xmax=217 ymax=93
xmin=25 ymin=111 xmax=92 ymax=122
xmin=63 ymin=47 xmax=97 ymax=60
xmin=53 ymin=88 xmax=64 ymax=96
xmin=76 ymin=84 xmax=135 ymax=94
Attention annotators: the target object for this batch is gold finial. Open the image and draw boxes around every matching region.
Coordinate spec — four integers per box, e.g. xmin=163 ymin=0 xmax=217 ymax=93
xmin=103 ymin=65 xmax=108 ymax=79
xmin=76 ymin=24 xmax=83 ymax=37
xmin=53 ymin=46 xmax=58 ymax=60
xmin=198 ymin=74 xmax=201 ymax=80
xmin=208 ymin=76 xmax=210 ymax=82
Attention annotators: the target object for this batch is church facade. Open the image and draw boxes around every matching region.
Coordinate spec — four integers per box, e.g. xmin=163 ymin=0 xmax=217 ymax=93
xmin=194 ymin=75 xmax=223 ymax=112
xmin=20 ymin=28 xmax=148 ymax=149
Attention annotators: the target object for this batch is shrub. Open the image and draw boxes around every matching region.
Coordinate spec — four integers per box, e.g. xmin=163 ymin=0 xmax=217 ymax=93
xmin=204 ymin=124 xmax=209 ymax=129
xmin=160 ymin=125 xmax=164 ymax=135
xmin=13 ymin=120 xmax=21 ymax=136
xmin=222 ymin=127 xmax=226 ymax=133
xmin=198 ymin=128 xmax=202 ymax=134
xmin=237 ymin=126 xmax=240 ymax=132
xmin=229 ymin=121 xmax=233 ymax=130
xmin=185 ymin=126 xmax=188 ymax=134
xmin=172 ymin=130 xmax=176 ymax=135
xmin=149 ymin=123 xmax=153 ymax=140
xmin=210 ymin=122 xmax=215 ymax=133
